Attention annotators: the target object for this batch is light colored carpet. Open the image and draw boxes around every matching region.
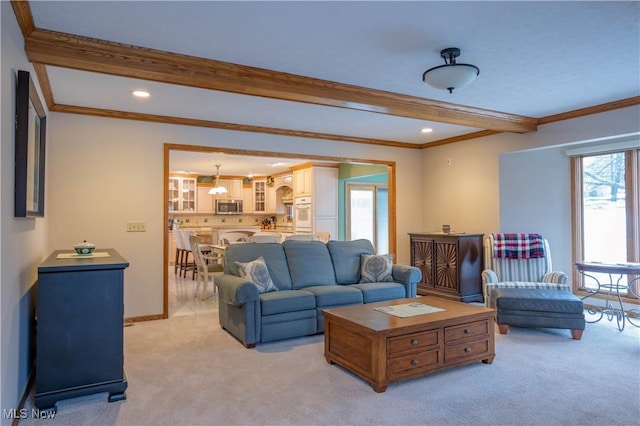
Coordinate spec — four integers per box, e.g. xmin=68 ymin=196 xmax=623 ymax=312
xmin=19 ymin=307 xmax=640 ymax=426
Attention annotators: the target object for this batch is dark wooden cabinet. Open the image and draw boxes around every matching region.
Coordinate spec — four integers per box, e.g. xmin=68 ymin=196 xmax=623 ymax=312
xmin=409 ymin=233 xmax=484 ymax=303
xmin=35 ymin=249 xmax=129 ymax=412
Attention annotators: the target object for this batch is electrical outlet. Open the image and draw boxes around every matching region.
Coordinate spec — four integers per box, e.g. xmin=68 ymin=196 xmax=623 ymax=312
xmin=126 ymin=222 xmax=146 ymax=232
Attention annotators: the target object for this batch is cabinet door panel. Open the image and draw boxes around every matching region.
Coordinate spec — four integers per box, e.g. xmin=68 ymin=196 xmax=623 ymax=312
xmin=412 ymin=240 xmax=433 ymax=288
xmin=435 ymin=242 xmax=458 ymax=293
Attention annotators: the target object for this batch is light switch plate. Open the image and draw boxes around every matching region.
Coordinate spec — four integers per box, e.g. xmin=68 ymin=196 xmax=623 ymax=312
xmin=126 ymin=222 xmax=146 ymax=232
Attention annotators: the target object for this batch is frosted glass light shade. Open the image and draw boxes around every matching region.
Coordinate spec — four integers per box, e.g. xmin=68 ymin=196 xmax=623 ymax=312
xmin=423 ymin=64 xmax=479 ymax=93
xmin=208 ymin=186 xmax=228 ymax=195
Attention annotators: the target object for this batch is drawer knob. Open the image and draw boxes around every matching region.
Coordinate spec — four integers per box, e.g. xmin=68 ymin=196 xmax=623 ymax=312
xmin=465 ymin=347 xmax=472 ymax=353
xmin=411 ymin=339 xmax=419 ymax=345
xmin=465 ymin=329 xmax=471 ymax=334
xmin=411 ymin=360 xmax=418 ymax=366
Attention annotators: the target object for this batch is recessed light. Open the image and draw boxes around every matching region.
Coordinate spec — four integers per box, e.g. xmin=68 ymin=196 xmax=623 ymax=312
xmin=132 ymin=90 xmax=150 ymax=98
xmin=421 ymin=128 xmax=433 ymax=133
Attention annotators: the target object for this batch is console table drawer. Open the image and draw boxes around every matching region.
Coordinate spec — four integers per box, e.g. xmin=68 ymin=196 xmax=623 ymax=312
xmin=444 ymin=339 xmax=489 ymax=363
xmin=388 ymin=329 xmax=438 ymax=356
xmin=444 ymin=320 xmax=489 ymax=343
xmin=388 ymin=349 xmax=439 ymax=375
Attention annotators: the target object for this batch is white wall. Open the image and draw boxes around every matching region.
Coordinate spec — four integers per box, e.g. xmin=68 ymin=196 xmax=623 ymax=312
xmin=1 ymin=3 xmax=50 ymax=422
xmin=421 ymin=105 xmax=640 ymax=280
xmin=48 ymin=113 xmax=424 ymax=319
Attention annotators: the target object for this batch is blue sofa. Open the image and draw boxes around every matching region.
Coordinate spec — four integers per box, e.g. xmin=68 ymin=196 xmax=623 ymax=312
xmin=216 ymin=239 xmax=422 ymax=347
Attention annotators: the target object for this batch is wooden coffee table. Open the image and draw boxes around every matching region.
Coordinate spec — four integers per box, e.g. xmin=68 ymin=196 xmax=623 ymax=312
xmin=323 ymin=297 xmax=495 ymax=392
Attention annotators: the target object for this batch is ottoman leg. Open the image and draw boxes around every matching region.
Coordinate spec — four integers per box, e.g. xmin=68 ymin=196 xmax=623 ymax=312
xmin=498 ymin=324 xmax=509 ymax=334
xmin=571 ymin=329 xmax=583 ymax=340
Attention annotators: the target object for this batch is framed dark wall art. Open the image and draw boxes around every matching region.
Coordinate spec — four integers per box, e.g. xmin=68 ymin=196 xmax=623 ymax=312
xmin=15 ymin=69 xmax=47 ymax=217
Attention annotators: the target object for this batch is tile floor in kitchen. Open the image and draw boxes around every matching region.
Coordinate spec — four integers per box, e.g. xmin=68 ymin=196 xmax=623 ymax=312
xmin=168 ymin=266 xmax=221 ymax=317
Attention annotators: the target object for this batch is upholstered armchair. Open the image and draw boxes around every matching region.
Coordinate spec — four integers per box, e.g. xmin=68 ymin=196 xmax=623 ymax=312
xmin=482 ymin=234 xmax=570 ymax=308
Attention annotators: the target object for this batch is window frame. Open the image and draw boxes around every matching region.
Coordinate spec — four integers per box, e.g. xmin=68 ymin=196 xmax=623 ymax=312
xmin=571 ymin=148 xmax=640 ymax=303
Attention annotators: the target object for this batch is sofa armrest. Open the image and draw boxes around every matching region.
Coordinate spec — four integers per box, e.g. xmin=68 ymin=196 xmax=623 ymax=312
xmin=542 ymin=271 xmax=568 ymax=284
xmin=482 ymin=269 xmax=498 ymax=284
xmin=392 ymin=264 xmax=422 ymax=297
xmin=216 ymin=274 xmax=260 ymax=306
xmin=392 ymin=264 xmax=422 ymax=285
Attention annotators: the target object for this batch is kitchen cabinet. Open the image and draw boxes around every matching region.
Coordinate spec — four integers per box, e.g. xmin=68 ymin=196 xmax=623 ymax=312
xmin=35 ymin=249 xmax=129 ymax=411
xmin=242 ymin=186 xmax=253 ymax=213
xmin=253 ymin=180 xmax=267 ymax=212
xmin=219 ymin=179 xmax=243 ymax=200
xmin=266 ymin=184 xmax=277 ymax=214
xmin=409 ymin=233 xmax=484 ymax=303
xmin=290 ymin=165 xmax=338 ymax=238
xmin=196 ymin=185 xmax=215 ymax=213
xmin=168 ymin=176 xmax=196 ymax=212
xmin=293 ymin=167 xmax=312 ymax=197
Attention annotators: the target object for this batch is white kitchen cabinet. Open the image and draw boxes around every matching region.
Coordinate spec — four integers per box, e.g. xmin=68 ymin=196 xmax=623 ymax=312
xmin=242 ymin=186 xmax=253 ymax=213
xmin=196 ymin=185 xmax=215 ymax=213
xmin=310 ymin=166 xmax=338 ymax=239
xmin=219 ymin=179 xmax=243 ymax=200
xmin=293 ymin=168 xmax=312 ymax=197
xmin=266 ymin=184 xmax=277 ymax=214
xmin=253 ymin=180 xmax=267 ymax=213
xmin=168 ymin=176 xmax=196 ymax=212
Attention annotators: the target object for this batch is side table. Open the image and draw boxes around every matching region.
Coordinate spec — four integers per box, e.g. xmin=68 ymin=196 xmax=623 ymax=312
xmin=575 ymin=261 xmax=640 ymax=331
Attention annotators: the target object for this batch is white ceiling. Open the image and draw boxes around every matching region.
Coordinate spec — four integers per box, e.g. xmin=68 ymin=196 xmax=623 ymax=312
xmin=25 ymin=1 xmax=640 ymax=175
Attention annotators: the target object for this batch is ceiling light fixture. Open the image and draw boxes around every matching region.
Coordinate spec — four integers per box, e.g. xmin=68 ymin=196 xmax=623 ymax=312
xmin=208 ymin=164 xmax=228 ymax=195
xmin=422 ymin=47 xmax=479 ymax=93
xmin=421 ymin=128 xmax=433 ymax=133
xmin=132 ymin=90 xmax=150 ymax=98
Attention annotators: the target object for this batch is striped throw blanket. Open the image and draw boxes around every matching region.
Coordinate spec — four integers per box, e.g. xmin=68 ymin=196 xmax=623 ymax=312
xmin=492 ymin=233 xmax=546 ymax=259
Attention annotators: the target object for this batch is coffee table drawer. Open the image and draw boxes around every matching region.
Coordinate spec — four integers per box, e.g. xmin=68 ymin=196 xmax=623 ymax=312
xmin=388 ymin=329 xmax=438 ymax=356
xmin=444 ymin=339 xmax=489 ymax=363
xmin=444 ymin=320 xmax=489 ymax=343
xmin=388 ymin=349 xmax=439 ymax=375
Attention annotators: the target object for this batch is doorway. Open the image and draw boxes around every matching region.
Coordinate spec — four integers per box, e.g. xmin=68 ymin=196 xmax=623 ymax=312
xmin=163 ymin=143 xmax=397 ymax=319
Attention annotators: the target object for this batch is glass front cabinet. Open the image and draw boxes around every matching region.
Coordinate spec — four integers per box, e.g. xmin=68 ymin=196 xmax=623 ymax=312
xmin=168 ymin=176 xmax=197 ymax=212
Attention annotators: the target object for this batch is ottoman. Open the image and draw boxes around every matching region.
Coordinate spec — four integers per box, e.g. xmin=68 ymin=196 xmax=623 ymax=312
xmin=495 ymin=288 xmax=585 ymax=340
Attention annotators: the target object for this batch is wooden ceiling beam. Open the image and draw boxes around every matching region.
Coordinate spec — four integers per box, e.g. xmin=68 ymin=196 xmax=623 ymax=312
xmin=25 ymin=28 xmax=538 ymax=134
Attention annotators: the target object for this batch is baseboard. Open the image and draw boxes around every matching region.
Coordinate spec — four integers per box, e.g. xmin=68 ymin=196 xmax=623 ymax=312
xmin=124 ymin=313 xmax=164 ymax=324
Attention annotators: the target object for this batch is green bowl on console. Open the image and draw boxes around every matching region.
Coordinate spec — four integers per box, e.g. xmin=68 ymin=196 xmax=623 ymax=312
xmin=74 ymin=241 xmax=96 ymax=255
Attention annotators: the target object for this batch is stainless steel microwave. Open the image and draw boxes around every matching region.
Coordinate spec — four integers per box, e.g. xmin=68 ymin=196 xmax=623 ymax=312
xmin=215 ymin=199 xmax=243 ymax=215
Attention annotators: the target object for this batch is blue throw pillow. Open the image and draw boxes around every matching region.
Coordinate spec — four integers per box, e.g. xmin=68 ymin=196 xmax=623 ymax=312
xmin=359 ymin=254 xmax=394 ymax=283
xmin=235 ymin=256 xmax=278 ymax=293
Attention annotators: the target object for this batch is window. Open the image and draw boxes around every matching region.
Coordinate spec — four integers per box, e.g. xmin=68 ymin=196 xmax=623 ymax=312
xmin=345 ymin=183 xmax=388 ymax=253
xmin=571 ymin=148 xmax=639 ymax=300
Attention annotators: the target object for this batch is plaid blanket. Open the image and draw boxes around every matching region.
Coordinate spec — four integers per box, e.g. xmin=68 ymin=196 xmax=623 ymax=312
xmin=492 ymin=233 xmax=546 ymax=259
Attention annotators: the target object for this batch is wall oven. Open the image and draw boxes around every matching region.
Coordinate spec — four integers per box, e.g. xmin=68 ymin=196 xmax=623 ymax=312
xmin=294 ymin=197 xmax=312 ymax=232
xmin=215 ymin=199 xmax=243 ymax=215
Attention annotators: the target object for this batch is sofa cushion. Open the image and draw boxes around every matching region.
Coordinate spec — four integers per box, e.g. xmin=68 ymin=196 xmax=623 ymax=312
xmin=283 ymin=240 xmax=337 ymax=289
xmin=326 ymin=239 xmax=375 ymax=284
xmin=260 ymin=290 xmax=316 ymax=316
xmin=224 ymin=243 xmax=292 ymax=290
xmin=359 ymin=253 xmax=394 ymax=283
xmin=350 ymin=282 xmax=407 ymax=303
xmin=235 ymin=256 xmax=278 ymax=293
xmin=302 ymin=285 xmax=363 ymax=308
